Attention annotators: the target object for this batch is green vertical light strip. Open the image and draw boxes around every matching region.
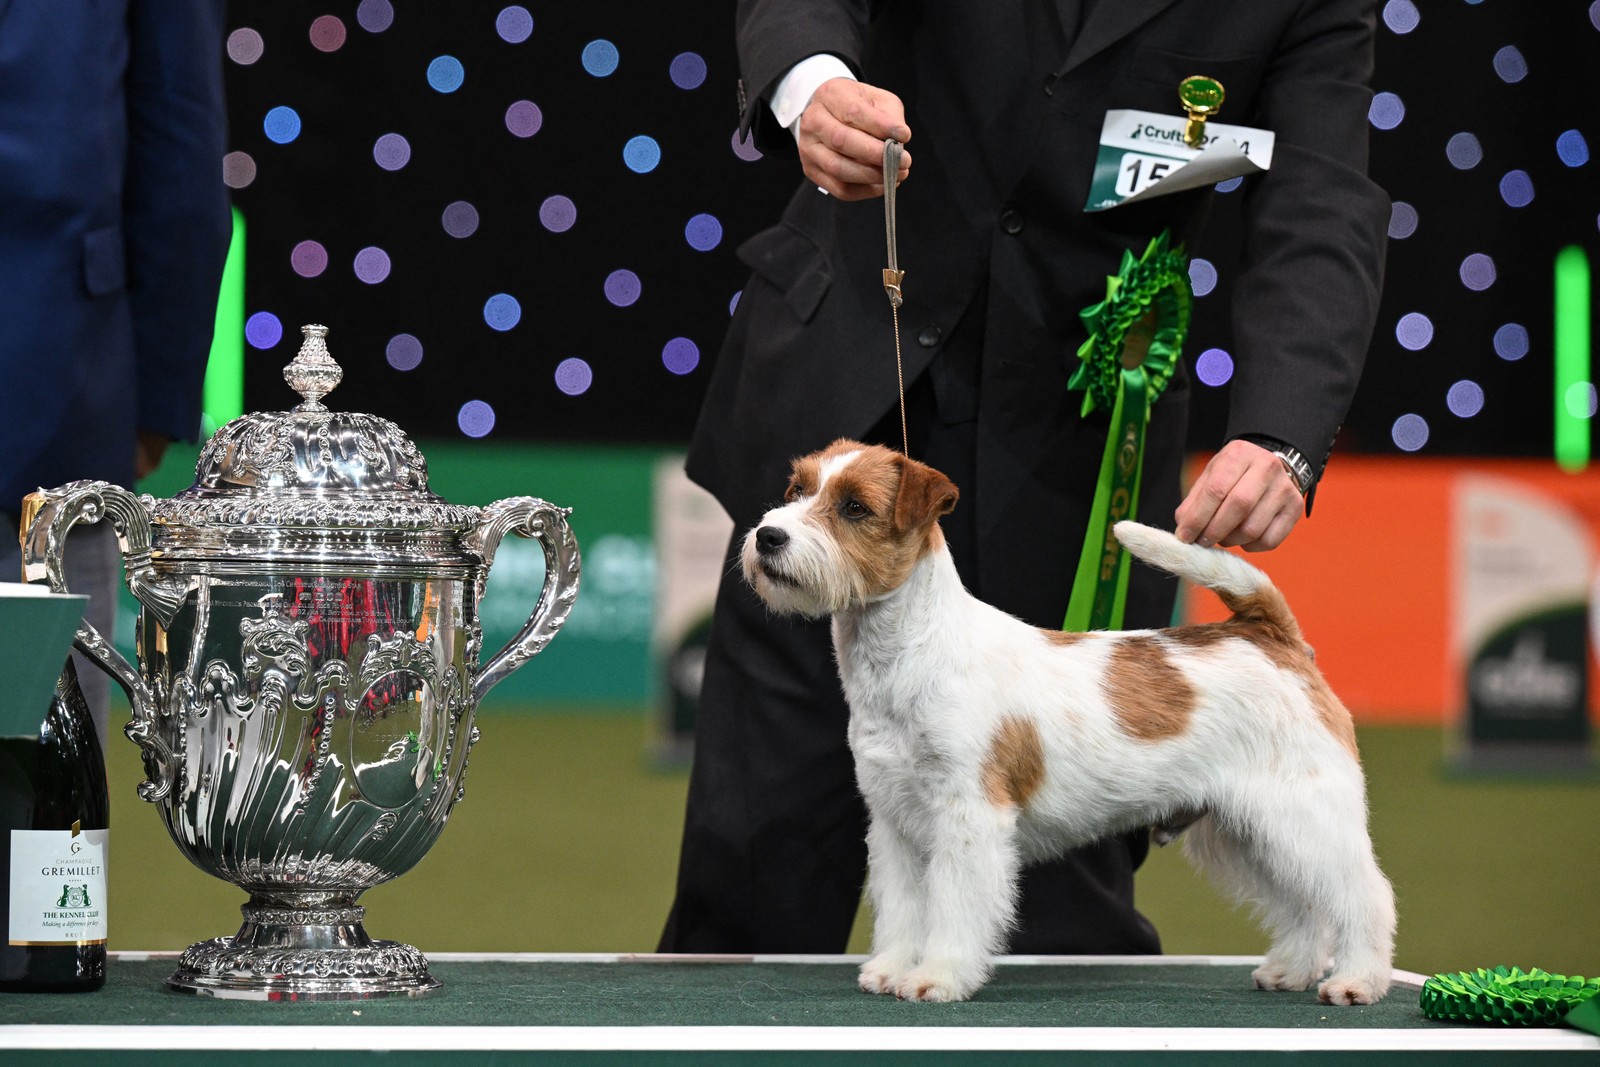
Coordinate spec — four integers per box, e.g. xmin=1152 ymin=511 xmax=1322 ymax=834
xmin=202 ymin=207 xmax=247 ymax=438
xmin=1554 ymin=244 xmax=1591 ymax=472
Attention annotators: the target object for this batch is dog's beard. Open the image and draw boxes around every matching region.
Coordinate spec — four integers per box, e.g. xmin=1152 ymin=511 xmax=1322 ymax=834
xmin=741 ymin=523 xmax=860 ymax=618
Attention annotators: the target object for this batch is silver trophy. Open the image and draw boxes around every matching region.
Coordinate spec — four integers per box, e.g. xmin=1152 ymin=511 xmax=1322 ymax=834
xmin=22 ymin=324 xmax=580 ymax=999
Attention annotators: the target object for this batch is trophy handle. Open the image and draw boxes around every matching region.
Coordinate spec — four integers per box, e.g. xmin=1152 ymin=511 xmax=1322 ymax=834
xmin=465 ymin=496 xmax=581 ymax=704
xmin=23 ymin=480 xmax=185 ymax=801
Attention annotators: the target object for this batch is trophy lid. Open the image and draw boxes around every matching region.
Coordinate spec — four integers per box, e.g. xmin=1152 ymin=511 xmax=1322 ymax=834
xmin=149 ymin=324 xmax=480 ymax=533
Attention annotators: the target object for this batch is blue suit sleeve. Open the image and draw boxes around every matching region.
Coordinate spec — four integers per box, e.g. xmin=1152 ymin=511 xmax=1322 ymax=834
xmin=125 ymin=0 xmax=231 ymax=444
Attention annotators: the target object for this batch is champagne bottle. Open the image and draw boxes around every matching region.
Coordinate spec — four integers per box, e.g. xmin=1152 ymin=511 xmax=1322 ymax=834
xmin=1 ymin=495 xmax=108 ymax=992
xmin=1 ymin=658 xmax=109 ymax=992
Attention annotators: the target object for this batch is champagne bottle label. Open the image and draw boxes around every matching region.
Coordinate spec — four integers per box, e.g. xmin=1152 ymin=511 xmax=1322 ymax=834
xmin=7 ymin=829 xmax=108 ymax=946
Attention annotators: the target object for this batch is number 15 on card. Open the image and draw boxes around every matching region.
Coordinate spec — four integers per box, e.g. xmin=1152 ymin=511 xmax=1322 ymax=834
xmin=1115 ymin=152 xmax=1180 ymax=197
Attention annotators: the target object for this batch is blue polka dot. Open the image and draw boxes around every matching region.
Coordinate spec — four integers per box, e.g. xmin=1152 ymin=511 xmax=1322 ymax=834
xmin=386 ymin=334 xmax=423 ymax=371
xmin=1396 ymin=312 xmax=1434 ymax=351
xmin=458 ymin=400 xmax=496 ymax=438
xmin=670 ymin=52 xmax=707 ymax=90
xmin=1391 ymin=414 xmax=1429 ymax=452
xmin=1493 ymin=45 xmax=1528 ymax=84
xmin=623 ymin=135 xmax=661 ymax=173
xmin=1195 ymin=348 xmax=1233 ymax=386
xmin=1446 ymin=132 xmax=1483 ymax=170
xmin=1188 ymin=258 xmax=1217 ymax=297
xmin=496 ymin=6 xmax=533 ymax=44
xmin=483 ymin=293 xmax=521 ymax=331
xmin=729 ymin=290 xmax=742 ymax=315
xmin=1494 ymin=323 xmax=1529 ymax=361
xmin=1498 ymin=170 xmax=1534 ymax=208
xmin=1368 ymin=92 xmax=1405 ymax=130
xmin=604 ymin=269 xmax=641 ymax=307
xmin=245 ymin=311 xmax=283 ymax=349
xmin=1214 ymin=177 xmax=1243 ymax=193
xmin=428 ymin=55 xmax=465 ymax=93
xmin=582 ymin=39 xmax=619 ymax=77
xmin=1388 ymin=201 xmax=1418 ymax=239
xmin=555 ymin=357 xmax=593 ymax=395
xmin=356 ymin=0 xmax=393 ymax=33
xmin=662 ymin=337 xmax=700 ymax=375
xmin=1447 ymin=380 xmax=1484 ymax=418
xmin=685 ymin=213 xmax=722 ymax=252
xmin=539 ymin=195 xmax=577 ymax=233
xmin=263 ymin=106 xmax=302 ymax=144
xmin=1381 ymin=0 xmax=1420 ymax=33
xmin=1459 ymin=253 xmax=1496 ymax=292
xmin=1557 ymin=129 xmax=1590 ymax=168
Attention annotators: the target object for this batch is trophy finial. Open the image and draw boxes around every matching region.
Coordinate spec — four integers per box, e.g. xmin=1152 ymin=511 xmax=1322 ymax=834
xmin=285 ymin=323 xmax=343 ymax=411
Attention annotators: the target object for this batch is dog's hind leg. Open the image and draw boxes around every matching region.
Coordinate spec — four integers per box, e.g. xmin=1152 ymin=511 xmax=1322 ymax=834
xmin=1184 ymin=819 xmax=1331 ymax=991
xmin=1314 ymin=841 xmax=1396 ymax=1006
xmin=893 ymin=805 xmax=1020 ymax=1002
xmin=860 ymin=816 xmax=927 ymax=995
xmin=1186 ymin=815 xmax=1331 ymax=992
xmin=1223 ymin=780 xmax=1395 ymax=1005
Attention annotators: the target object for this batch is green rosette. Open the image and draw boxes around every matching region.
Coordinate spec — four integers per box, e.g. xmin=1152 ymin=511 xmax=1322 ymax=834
xmin=1420 ymin=966 xmax=1600 ymax=1031
xmin=1063 ymin=231 xmax=1192 ymax=632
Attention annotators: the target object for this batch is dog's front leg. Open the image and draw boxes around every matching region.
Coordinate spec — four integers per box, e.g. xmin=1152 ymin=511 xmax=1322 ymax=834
xmin=859 ymin=815 xmax=926 ymax=995
xmin=894 ymin=805 xmax=1020 ymax=1002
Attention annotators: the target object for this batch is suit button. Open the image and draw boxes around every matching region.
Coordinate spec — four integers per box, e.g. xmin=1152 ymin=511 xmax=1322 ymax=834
xmin=1000 ymin=209 xmax=1024 ymax=235
xmin=917 ymin=325 xmax=942 ymax=348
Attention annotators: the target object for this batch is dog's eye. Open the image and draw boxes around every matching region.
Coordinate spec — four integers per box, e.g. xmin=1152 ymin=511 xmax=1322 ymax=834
xmin=784 ymin=481 xmax=804 ymax=502
xmin=839 ymin=499 xmax=870 ymax=520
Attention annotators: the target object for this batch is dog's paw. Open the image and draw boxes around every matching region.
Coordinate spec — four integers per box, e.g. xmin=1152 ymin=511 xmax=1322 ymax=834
xmin=1251 ymin=961 xmax=1318 ymax=992
xmin=894 ymin=963 xmax=979 ymax=1003
xmin=858 ymin=955 xmax=912 ymax=996
xmin=1317 ymin=974 xmax=1389 ymax=1006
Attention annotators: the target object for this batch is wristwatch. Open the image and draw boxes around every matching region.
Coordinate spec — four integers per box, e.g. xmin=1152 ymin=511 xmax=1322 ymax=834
xmin=1270 ymin=444 xmax=1315 ymax=497
xmin=1237 ymin=434 xmax=1315 ymax=497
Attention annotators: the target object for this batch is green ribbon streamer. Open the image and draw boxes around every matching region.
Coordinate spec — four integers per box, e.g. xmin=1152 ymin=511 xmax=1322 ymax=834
xmin=1063 ymin=231 xmax=1192 ymax=632
xmin=1420 ymin=966 xmax=1600 ymax=1031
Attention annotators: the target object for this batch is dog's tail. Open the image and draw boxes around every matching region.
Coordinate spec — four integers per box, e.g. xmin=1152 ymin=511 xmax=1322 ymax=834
xmin=1112 ymin=521 xmax=1302 ymax=642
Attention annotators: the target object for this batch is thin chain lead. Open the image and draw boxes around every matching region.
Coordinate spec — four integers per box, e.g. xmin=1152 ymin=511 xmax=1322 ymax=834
xmin=892 ymin=302 xmax=907 ymax=455
xmin=882 ymin=139 xmax=908 ymax=455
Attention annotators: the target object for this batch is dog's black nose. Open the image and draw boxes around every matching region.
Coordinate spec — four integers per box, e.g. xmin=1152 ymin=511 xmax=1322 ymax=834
xmin=755 ymin=526 xmax=789 ymax=555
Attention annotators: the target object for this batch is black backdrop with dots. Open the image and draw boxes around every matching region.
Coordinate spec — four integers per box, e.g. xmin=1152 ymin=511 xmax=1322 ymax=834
xmin=223 ymin=1 xmax=1599 ymax=459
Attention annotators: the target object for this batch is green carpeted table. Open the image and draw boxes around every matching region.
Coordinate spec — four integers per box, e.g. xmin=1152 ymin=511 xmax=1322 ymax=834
xmin=2 ymin=954 xmax=1595 ymax=1065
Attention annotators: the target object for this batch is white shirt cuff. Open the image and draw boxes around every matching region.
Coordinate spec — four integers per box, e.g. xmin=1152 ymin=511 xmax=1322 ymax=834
xmin=770 ymin=54 xmax=856 ymax=141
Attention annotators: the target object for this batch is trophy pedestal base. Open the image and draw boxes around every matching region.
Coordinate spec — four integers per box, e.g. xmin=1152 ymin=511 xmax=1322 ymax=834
xmin=165 ymin=898 xmax=442 ymax=1000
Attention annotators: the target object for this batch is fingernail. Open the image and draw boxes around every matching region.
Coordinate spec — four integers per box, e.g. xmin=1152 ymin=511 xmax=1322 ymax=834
xmin=1197 ymin=536 xmax=1213 ymax=548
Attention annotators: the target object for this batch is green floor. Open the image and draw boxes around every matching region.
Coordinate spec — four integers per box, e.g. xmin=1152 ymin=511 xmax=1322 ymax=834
xmin=104 ymin=713 xmax=1600 ymax=978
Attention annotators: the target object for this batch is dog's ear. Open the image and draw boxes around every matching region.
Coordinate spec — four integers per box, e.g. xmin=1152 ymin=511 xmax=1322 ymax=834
xmin=892 ymin=453 xmax=959 ymax=532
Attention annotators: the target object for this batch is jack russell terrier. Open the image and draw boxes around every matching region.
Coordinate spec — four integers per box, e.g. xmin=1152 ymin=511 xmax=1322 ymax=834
xmin=743 ymin=440 xmax=1395 ymax=1005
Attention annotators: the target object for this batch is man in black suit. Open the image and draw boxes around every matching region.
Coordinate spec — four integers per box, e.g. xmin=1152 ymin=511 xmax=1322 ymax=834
xmin=661 ymin=0 xmax=1387 ymax=954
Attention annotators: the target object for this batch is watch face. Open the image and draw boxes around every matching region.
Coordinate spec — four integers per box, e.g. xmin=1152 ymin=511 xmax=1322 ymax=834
xmin=1275 ymin=450 xmax=1312 ymax=493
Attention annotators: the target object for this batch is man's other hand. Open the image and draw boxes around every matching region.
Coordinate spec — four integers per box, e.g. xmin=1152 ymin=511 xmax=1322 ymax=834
xmin=1174 ymin=439 xmax=1304 ymax=552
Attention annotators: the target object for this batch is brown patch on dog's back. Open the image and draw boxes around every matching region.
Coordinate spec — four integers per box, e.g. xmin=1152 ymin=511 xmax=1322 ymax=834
xmin=1167 ymin=619 xmax=1357 ymax=759
xmin=981 ymin=717 xmax=1045 ymax=808
xmin=1105 ymin=636 xmax=1196 ymax=741
xmin=1040 ymin=628 xmax=1093 ymax=647
xmin=1167 ymin=619 xmax=1300 ymax=672
xmin=1301 ymin=668 xmax=1359 ymax=759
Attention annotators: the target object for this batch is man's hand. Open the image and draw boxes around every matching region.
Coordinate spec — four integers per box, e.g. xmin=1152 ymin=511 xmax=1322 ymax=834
xmin=135 ymin=431 xmax=172 ymax=481
xmin=1174 ymin=439 xmax=1304 ymax=552
xmin=794 ymin=78 xmax=911 ymax=200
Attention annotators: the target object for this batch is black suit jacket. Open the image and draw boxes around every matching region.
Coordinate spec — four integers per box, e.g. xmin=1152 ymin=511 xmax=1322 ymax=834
xmin=689 ymin=0 xmax=1386 ymax=622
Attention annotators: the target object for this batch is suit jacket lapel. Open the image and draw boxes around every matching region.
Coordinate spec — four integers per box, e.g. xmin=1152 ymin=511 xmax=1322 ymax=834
xmin=1056 ymin=0 xmax=1184 ymax=79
